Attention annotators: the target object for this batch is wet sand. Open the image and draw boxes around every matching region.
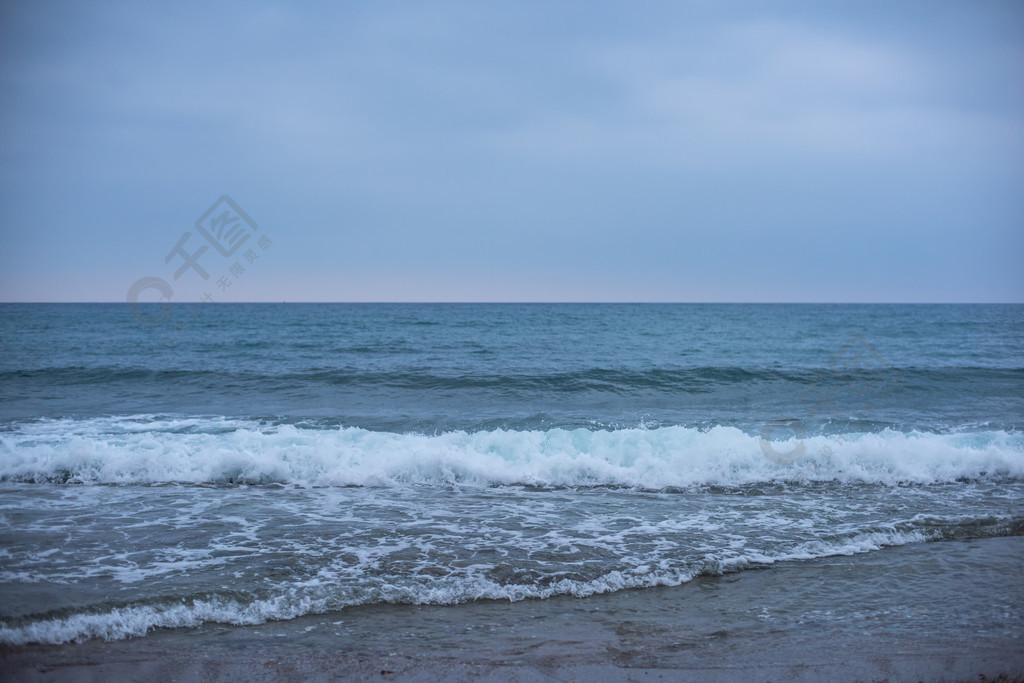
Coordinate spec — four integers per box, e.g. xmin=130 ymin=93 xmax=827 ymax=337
xmin=3 ymin=536 xmax=1023 ymax=682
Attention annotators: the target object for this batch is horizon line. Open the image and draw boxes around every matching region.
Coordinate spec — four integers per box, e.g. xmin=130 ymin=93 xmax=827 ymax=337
xmin=2 ymin=301 xmax=1022 ymax=306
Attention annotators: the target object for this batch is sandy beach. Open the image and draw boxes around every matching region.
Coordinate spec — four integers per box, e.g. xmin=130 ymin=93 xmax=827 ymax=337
xmin=4 ymin=535 xmax=1022 ymax=682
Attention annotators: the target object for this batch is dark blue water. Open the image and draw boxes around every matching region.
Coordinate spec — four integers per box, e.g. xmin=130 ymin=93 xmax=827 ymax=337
xmin=1 ymin=303 xmax=1022 ymax=644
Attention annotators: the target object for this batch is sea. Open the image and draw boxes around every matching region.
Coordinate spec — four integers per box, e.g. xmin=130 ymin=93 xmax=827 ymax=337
xmin=1 ymin=303 xmax=1022 ymax=653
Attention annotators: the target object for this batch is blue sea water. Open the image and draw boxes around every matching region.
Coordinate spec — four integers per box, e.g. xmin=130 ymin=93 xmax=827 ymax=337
xmin=0 ymin=303 xmax=1022 ymax=644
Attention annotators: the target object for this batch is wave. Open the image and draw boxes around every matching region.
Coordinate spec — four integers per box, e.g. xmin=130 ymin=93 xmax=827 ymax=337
xmin=2 ymin=418 xmax=1022 ymax=487
xmin=3 ymin=365 xmax=1021 ymax=393
xmin=0 ymin=526 xmax=960 ymax=645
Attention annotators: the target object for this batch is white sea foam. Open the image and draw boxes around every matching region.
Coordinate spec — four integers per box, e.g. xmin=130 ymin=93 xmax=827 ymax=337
xmin=1 ymin=418 xmax=1021 ymax=487
xmin=0 ymin=526 xmax=940 ymax=645
xmin=0 ymin=593 xmax=327 ymax=645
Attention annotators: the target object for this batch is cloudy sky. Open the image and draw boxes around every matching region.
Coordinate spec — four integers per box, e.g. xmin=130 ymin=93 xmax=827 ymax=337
xmin=1 ymin=1 xmax=1022 ymax=302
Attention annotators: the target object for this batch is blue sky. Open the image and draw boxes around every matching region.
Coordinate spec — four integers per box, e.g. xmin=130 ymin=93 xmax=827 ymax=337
xmin=1 ymin=1 xmax=1022 ymax=302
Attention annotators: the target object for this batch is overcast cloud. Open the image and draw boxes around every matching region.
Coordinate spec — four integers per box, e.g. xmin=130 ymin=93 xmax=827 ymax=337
xmin=1 ymin=1 xmax=1021 ymax=301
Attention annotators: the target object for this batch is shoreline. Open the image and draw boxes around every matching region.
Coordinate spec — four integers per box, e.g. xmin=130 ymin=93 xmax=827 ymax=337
xmin=3 ymin=536 xmax=1023 ymax=682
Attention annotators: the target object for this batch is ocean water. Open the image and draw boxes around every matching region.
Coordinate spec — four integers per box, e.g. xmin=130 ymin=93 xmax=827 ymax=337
xmin=0 ymin=303 xmax=1022 ymax=646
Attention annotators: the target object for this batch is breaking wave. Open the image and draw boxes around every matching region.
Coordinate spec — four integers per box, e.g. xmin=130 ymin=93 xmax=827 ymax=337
xmin=2 ymin=417 xmax=1021 ymax=488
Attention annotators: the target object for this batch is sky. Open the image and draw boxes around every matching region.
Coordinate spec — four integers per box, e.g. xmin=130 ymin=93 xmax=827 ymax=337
xmin=0 ymin=0 xmax=1022 ymax=302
